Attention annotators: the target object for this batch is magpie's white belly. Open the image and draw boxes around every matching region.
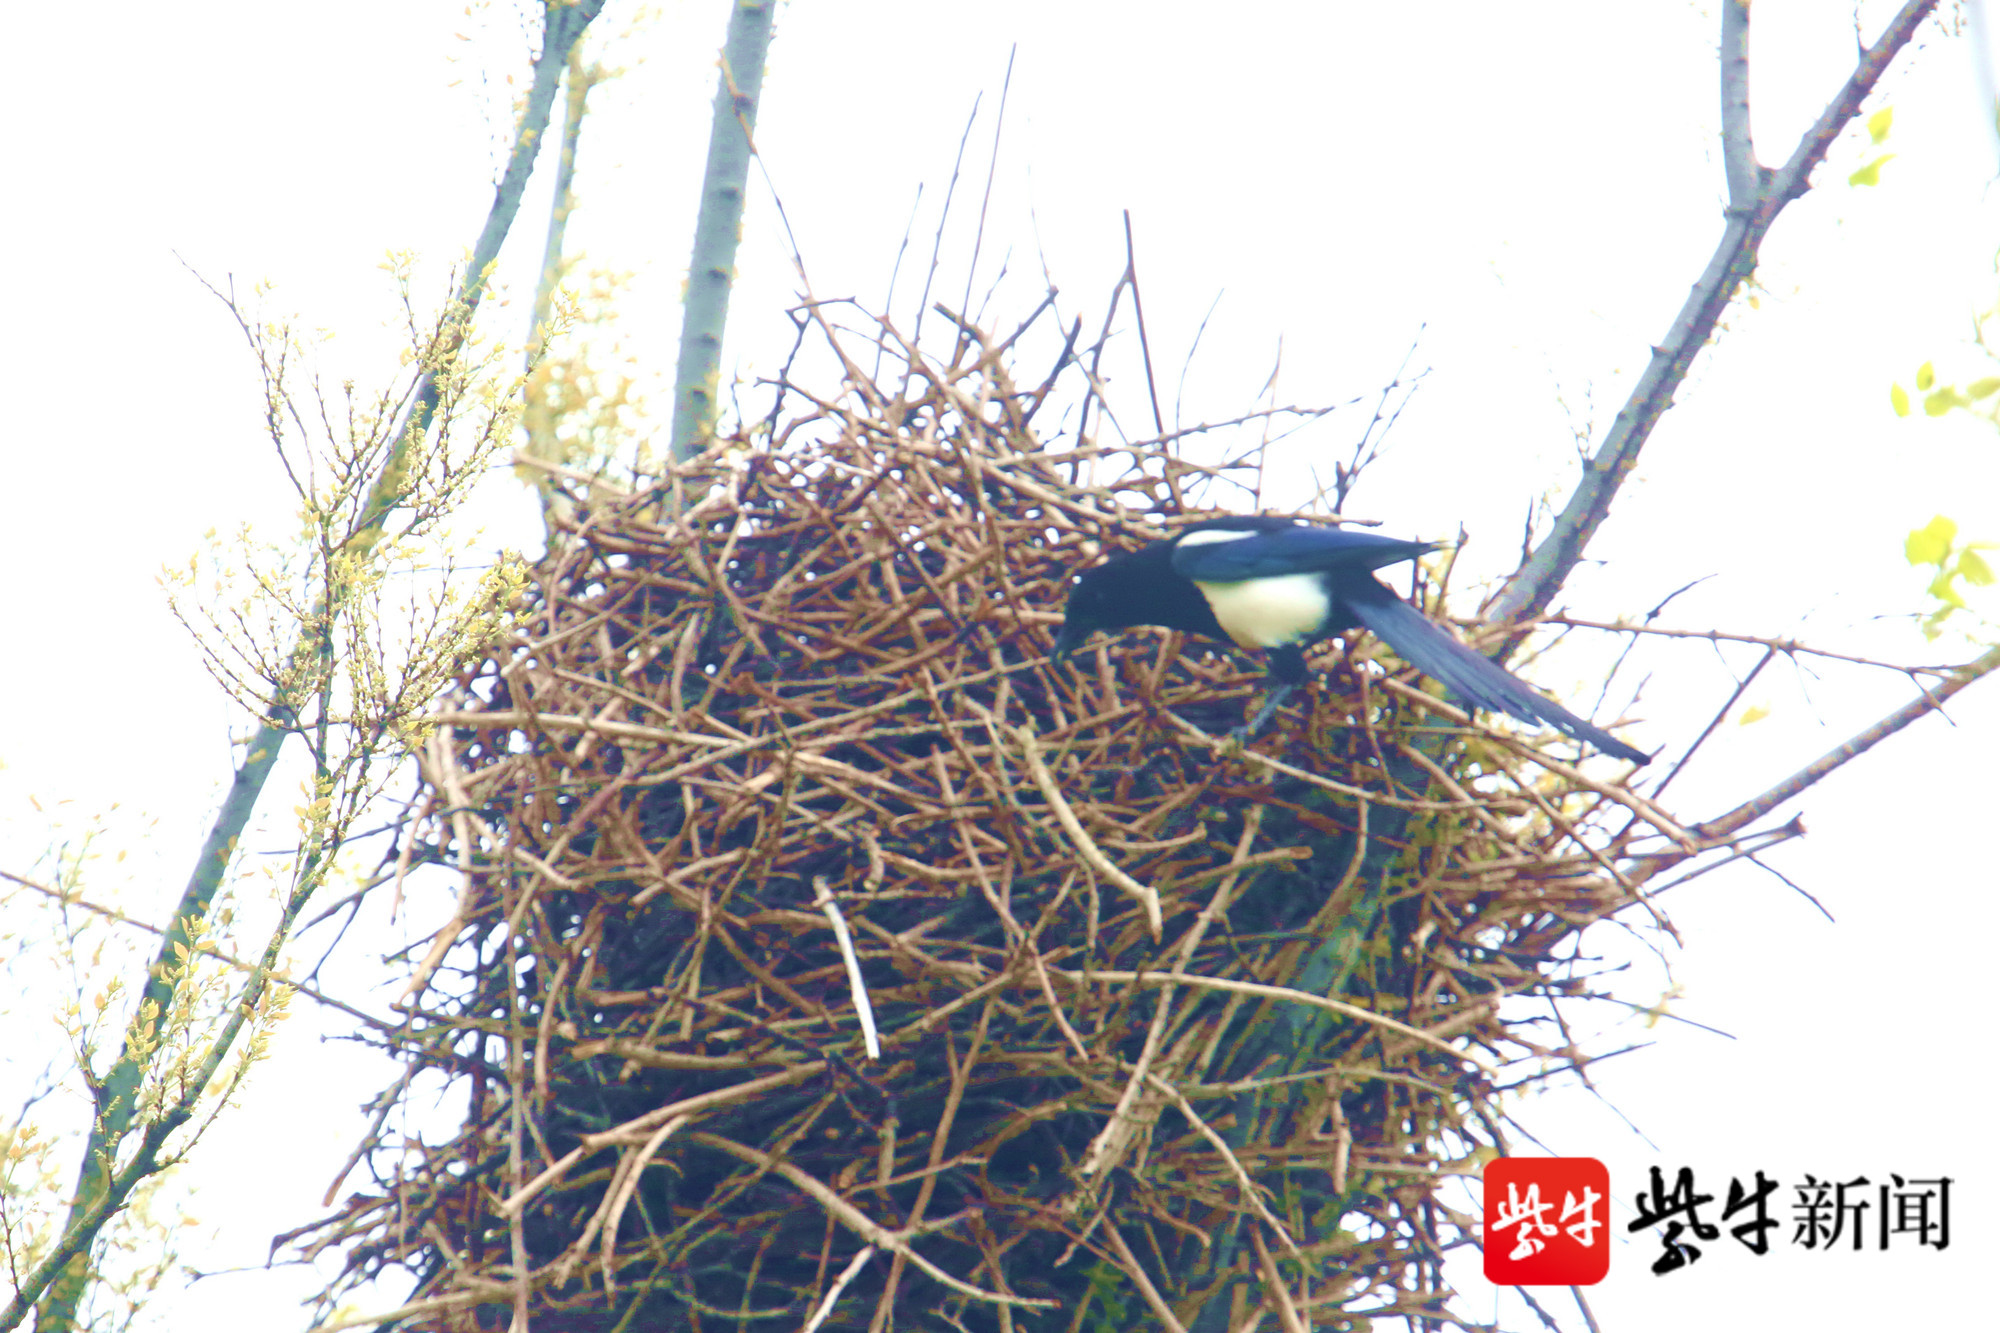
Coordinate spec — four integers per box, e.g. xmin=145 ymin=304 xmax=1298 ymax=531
xmin=1193 ymin=575 xmax=1330 ymax=650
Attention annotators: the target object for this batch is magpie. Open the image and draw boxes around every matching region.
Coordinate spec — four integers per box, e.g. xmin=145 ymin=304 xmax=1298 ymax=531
xmin=1051 ymin=515 xmax=1650 ymax=764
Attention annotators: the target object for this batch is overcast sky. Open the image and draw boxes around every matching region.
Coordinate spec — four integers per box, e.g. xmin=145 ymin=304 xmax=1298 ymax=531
xmin=4 ymin=2 xmax=1995 ymax=1329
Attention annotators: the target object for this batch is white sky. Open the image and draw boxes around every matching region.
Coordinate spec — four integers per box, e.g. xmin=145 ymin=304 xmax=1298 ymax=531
xmin=4 ymin=2 xmax=1995 ymax=1329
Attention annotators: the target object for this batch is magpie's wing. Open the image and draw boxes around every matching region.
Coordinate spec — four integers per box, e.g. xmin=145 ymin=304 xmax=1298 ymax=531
xmin=1342 ymin=585 xmax=1650 ymax=764
xmin=1170 ymin=524 xmax=1437 ymax=582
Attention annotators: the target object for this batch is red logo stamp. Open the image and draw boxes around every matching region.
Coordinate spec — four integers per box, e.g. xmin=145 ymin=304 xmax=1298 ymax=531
xmin=1484 ymin=1157 xmax=1610 ymax=1285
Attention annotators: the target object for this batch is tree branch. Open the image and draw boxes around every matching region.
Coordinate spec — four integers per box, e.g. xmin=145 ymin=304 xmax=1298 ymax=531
xmin=669 ymin=0 xmax=779 ymax=463
xmin=0 ymin=869 xmax=388 ymax=1033
xmin=21 ymin=6 xmax=604 ymax=1329
xmin=1695 ymin=642 xmax=2000 ymax=843
xmin=1720 ymin=0 xmax=1763 ymax=209
xmin=522 ymin=44 xmax=603 ymax=530
xmin=1622 ymin=641 xmax=2000 ymax=889
xmin=1489 ymin=0 xmax=1940 ymax=629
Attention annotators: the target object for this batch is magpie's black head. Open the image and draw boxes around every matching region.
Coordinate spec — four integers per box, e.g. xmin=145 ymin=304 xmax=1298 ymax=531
xmin=1051 ymin=564 xmax=1119 ymax=662
xmin=1051 ymin=536 xmax=1223 ymax=662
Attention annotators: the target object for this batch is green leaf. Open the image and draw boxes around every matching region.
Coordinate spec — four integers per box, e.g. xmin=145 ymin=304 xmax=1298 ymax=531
xmin=1959 ymin=549 xmax=1995 ymax=586
xmin=1924 ymin=388 xmax=1964 ymax=416
xmin=1927 ymin=571 xmax=1968 ymax=609
xmin=1916 ymin=361 xmax=1936 ymax=391
xmin=1905 ymin=515 xmax=1957 ymax=566
xmin=1848 ymin=153 xmax=1895 ymax=186
xmin=1890 ymin=383 xmax=1911 ymax=416
xmin=1867 ymin=105 xmax=1894 ymax=144
xmin=1969 ymin=376 xmax=2000 ymax=400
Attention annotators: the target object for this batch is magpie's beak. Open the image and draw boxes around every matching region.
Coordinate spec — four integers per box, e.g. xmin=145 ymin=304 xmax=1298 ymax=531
xmin=1051 ymin=621 xmax=1090 ymax=664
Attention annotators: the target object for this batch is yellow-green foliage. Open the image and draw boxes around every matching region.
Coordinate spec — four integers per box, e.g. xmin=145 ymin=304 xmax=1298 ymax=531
xmin=1887 ymin=259 xmax=2000 ymax=640
xmin=1 ymin=808 xmax=286 ymax=1333
xmin=4 ymin=259 xmax=535 ymax=1330
xmin=162 ymin=259 xmax=535 ymax=787
xmin=1905 ymin=514 xmax=1996 ymax=639
xmin=517 ymin=265 xmax=664 ymax=517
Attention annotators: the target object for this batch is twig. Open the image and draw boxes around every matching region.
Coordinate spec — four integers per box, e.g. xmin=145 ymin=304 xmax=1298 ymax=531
xmin=1251 ymin=1225 xmax=1308 ymax=1333
xmin=907 ymin=93 xmax=984 ymax=372
xmin=1122 ymin=211 xmax=1166 ymax=438
xmin=0 ymin=869 xmax=386 ymax=1033
xmin=802 ymin=1245 xmax=876 ymax=1333
xmin=957 ymin=47 xmax=1016 ymax=359
xmin=1173 ymin=289 xmax=1224 ymax=432
xmin=1643 ymin=645 xmax=1774 ymax=806
xmin=1011 ymin=723 xmax=1163 ymax=938
xmin=687 ymin=1133 xmax=1057 ymax=1310
xmin=1543 ymin=613 xmax=1956 ymax=676
xmin=1058 ymin=968 xmax=1495 ymax=1073
xmin=814 ymin=876 xmax=882 ymax=1058
xmin=1102 ymin=1225 xmax=1190 ymax=1333
xmin=1693 ymin=641 xmax=2000 ymax=843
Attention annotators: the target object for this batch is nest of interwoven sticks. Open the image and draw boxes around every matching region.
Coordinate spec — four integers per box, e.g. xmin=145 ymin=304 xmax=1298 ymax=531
xmin=299 ymin=307 xmax=1708 ymax=1333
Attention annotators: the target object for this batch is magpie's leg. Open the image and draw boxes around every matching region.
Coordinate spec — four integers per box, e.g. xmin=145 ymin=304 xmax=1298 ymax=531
xmin=1229 ymin=646 xmax=1310 ymax=741
xmin=1231 ymin=682 xmax=1296 ymax=741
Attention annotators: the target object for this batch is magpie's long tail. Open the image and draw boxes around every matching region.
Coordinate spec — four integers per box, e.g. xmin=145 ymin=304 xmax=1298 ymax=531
xmin=1343 ymin=589 xmax=1650 ymax=765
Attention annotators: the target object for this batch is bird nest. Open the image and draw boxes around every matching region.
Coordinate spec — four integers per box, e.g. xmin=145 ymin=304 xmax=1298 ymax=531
xmin=298 ymin=307 xmax=1701 ymax=1332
